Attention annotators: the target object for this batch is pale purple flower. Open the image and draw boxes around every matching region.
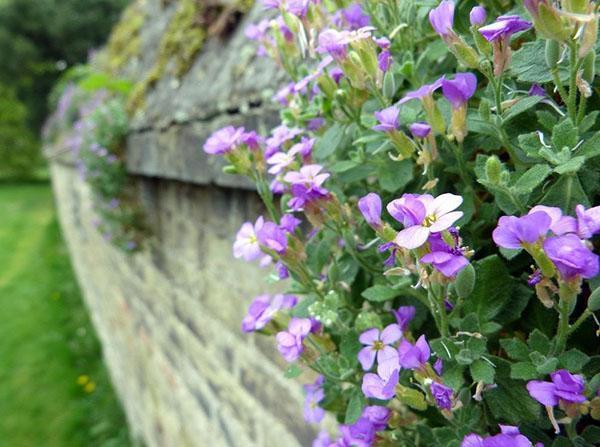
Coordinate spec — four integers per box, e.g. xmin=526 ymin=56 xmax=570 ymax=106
xmin=361 ymin=406 xmax=390 ymax=431
xmin=330 ymin=67 xmax=344 ymax=84
xmin=372 ymin=106 xmax=400 ymax=132
xmin=527 ymin=369 xmax=586 ymax=407
xmin=470 ymin=6 xmax=487 ymax=26
xmin=397 ymin=334 xmax=430 ymax=369
xmin=203 ymin=126 xmax=245 ymax=155
xmin=528 ymin=205 xmax=576 ymax=236
xmin=265 ymin=125 xmax=303 ymax=157
xmin=245 ymin=19 xmax=269 ymax=41
xmin=233 ymin=217 xmax=264 ymax=261
xmin=358 ymin=193 xmax=383 ymax=229
xmin=358 ymin=324 xmax=402 ymax=372
xmin=379 ymin=241 xmax=398 ymax=267
xmin=276 ymin=317 xmax=312 ymax=362
xmin=284 ymin=164 xmax=330 ymax=211
xmin=479 ymin=15 xmax=532 ymax=42
xmin=276 ymin=261 xmax=289 ymax=280
xmin=361 ymin=368 xmax=399 ymax=400
xmin=492 ymin=211 xmax=552 ymax=249
xmin=262 ymin=0 xmax=280 ymax=9
xmin=574 ymin=204 xmax=600 ymax=239
xmin=267 ymin=151 xmax=296 ymax=175
xmin=374 ymin=37 xmax=390 ymax=49
xmin=289 ymin=136 xmax=315 ymax=159
xmin=312 ymin=431 xmax=332 ymax=447
xmin=378 ymin=50 xmax=392 ymax=72
xmin=287 ymin=0 xmax=310 ymax=17
xmin=317 ymin=29 xmax=350 ymax=60
xmin=257 ymin=220 xmax=288 ymax=254
xmin=429 ymin=0 xmax=455 ymax=38
xmin=528 ymin=269 xmax=543 ymax=286
xmin=280 ymin=214 xmax=301 ymax=233
xmin=462 ymin=425 xmax=539 ymax=447
xmin=442 ymin=73 xmax=478 ymax=109
xmin=543 ymin=234 xmax=599 ymax=279
xmin=392 ymin=306 xmax=416 ymax=331
xmin=304 ymin=376 xmax=325 ymax=424
xmin=421 ymin=232 xmax=469 ymax=277
xmin=337 ymin=418 xmax=376 ymax=447
xmin=275 ymin=83 xmax=295 ymax=105
xmin=308 ymin=117 xmax=325 ymax=131
xmin=241 ymin=294 xmax=297 ymax=332
xmin=409 ymin=122 xmax=432 ymax=139
xmin=342 ymin=3 xmax=370 ymax=29
xmin=399 ymin=77 xmax=444 ymax=104
xmin=430 ymin=382 xmax=453 ymax=410
xmin=387 ymin=193 xmax=464 ymax=249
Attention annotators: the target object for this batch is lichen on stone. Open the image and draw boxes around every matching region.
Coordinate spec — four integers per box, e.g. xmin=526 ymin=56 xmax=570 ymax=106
xmin=103 ymin=0 xmax=146 ymax=74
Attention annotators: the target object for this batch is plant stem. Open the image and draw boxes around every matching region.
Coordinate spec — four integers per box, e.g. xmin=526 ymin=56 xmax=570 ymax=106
xmin=567 ymin=41 xmax=579 ymax=122
xmin=551 ymin=68 xmax=569 ymax=107
xmin=555 ymin=298 xmax=570 ymax=354
xmin=576 ymin=96 xmax=587 ymax=126
xmin=567 ymin=309 xmax=592 ymax=336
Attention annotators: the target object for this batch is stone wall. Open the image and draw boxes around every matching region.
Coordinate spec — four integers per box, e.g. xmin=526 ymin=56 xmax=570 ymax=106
xmin=48 ymin=1 xmax=319 ymax=445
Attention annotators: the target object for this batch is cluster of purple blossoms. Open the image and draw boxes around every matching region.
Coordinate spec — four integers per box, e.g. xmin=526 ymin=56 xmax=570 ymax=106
xmin=493 ymin=205 xmax=600 ymax=280
xmin=276 ymin=317 xmax=318 ymax=362
xmin=284 ymin=164 xmax=330 ymax=211
xmin=318 ymin=406 xmax=390 ymax=447
xmin=202 ymin=126 xmax=261 ymax=155
xmin=241 ymin=294 xmax=297 ymax=333
xmin=462 ymin=425 xmax=543 ymax=447
xmin=303 ymin=376 xmax=325 ymax=424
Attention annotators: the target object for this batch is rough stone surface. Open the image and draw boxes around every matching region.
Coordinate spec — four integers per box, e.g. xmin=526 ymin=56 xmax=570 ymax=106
xmin=51 ymin=164 xmax=317 ymax=447
xmin=48 ymin=1 xmax=320 ymax=446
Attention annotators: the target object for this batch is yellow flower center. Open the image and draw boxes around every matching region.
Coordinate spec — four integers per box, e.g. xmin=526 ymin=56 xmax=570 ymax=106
xmin=373 ymin=340 xmax=384 ymax=351
xmin=423 ymin=214 xmax=437 ymax=227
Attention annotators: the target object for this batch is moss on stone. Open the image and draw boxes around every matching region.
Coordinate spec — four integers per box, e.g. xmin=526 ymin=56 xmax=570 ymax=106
xmin=104 ymin=0 xmax=146 ymax=74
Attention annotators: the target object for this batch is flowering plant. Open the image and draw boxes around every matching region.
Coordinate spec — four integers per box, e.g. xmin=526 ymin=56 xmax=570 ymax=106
xmin=204 ymin=1 xmax=600 ymax=445
xmin=44 ymin=69 xmax=146 ymax=251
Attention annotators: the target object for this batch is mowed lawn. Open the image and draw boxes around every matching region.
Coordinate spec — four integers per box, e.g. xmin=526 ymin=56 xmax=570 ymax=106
xmin=0 ymin=183 xmax=132 ymax=447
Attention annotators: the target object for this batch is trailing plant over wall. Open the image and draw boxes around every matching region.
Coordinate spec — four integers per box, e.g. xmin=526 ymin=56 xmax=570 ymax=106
xmin=204 ymin=1 xmax=600 ymax=446
xmin=44 ymin=68 xmax=147 ymax=252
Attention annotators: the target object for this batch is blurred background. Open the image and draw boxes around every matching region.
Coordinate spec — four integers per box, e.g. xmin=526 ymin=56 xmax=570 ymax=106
xmin=0 ymin=0 xmax=133 ymax=445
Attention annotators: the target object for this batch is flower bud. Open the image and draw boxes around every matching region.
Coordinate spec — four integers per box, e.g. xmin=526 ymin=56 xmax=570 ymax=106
xmin=485 ymin=155 xmax=502 ymax=184
xmin=545 ymin=39 xmax=560 ymax=69
xmin=579 ymin=16 xmax=598 ymax=59
xmin=469 ymin=6 xmax=486 ymax=27
xmin=562 ymin=0 xmax=589 ymax=14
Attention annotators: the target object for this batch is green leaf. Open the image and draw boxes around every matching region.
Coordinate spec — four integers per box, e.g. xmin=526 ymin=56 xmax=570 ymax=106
xmin=554 ymin=156 xmax=585 ymax=175
xmin=500 ymin=338 xmax=530 ymax=361
xmin=528 ymin=329 xmax=552 ymax=355
xmin=589 ymin=286 xmax=600 ymax=311
xmin=503 ymin=96 xmax=543 ymax=123
xmin=470 ymin=359 xmax=495 ymax=384
xmin=536 ymin=357 xmax=559 ymax=375
xmin=469 ymin=255 xmax=513 ymax=324
xmin=378 ymin=159 xmax=413 ymax=192
xmin=361 ymin=285 xmax=398 ymax=302
xmin=510 ymin=362 xmax=539 ymax=380
xmin=510 ymin=40 xmax=568 ymax=83
xmin=480 ymin=322 xmax=502 ymax=334
xmin=513 ymin=164 xmax=552 ymax=193
xmin=284 ymin=363 xmax=302 ymax=378
xmin=314 ymin=123 xmax=345 ymax=159
xmin=558 ymin=349 xmax=590 ymax=372
xmin=578 ymin=110 xmax=598 ymax=133
xmin=456 ymin=349 xmax=477 ymax=365
xmin=443 ymin=364 xmax=465 ymax=390
xmin=541 ymin=174 xmax=590 ymax=211
xmin=340 ymin=331 xmax=361 ymax=366
xmin=581 ymin=426 xmax=600 ymax=444
xmin=518 ymin=132 xmax=543 ymax=159
xmin=345 ymin=389 xmax=366 ymax=424
xmin=552 ymin=118 xmax=578 ymax=150
xmin=577 ymin=131 xmax=600 ymax=159
xmin=454 ymin=263 xmax=476 ymax=298
xmin=430 ymin=337 xmax=461 ymax=361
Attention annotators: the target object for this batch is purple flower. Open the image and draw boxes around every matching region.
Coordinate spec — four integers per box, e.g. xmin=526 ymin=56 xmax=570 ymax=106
xmin=203 ymin=126 xmax=245 ymax=155
xmin=492 ymin=212 xmax=552 ymax=249
xmin=387 ymin=193 xmax=464 ymax=249
xmin=372 ymin=106 xmax=400 ymax=132
xmin=543 ymin=234 xmax=599 ymax=279
xmin=280 ymin=214 xmax=301 ymax=233
xmin=358 ymin=324 xmax=402 ymax=372
xmin=245 ymin=19 xmax=269 ymax=41
xmin=399 ymin=78 xmax=444 ymax=104
xmin=392 ymin=306 xmax=416 ymax=331
xmin=257 ymin=220 xmax=288 ymax=254
xmin=287 ymin=0 xmax=310 ymax=17
xmin=312 ymin=431 xmax=332 ymax=447
xmin=442 ymin=73 xmax=478 ymax=109
xmin=527 ymin=369 xmax=586 ymax=406
xmin=397 ymin=334 xmax=430 ymax=370
xmin=241 ymin=294 xmax=297 ymax=332
xmin=361 ymin=406 xmax=390 ymax=431
xmin=265 ymin=124 xmax=303 ymax=158
xmin=337 ymin=418 xmax=376 ymax=447
xmin=284 ymin=164 xmax=330 ymax=211
xmin=430 ymin=382 xmax=453 ymax=410
xmin=267 ymin=151 xmax=296 ymax=175
xmin=463 ymin=425 xmax=538 ymax=447
xmin=434 ymin=358 xmax=443 ymax=375
xmin=342 ymin=3 xmax=370 ymax=29
xmin=361 ymin=368 xmax=399 ymax=400
xmin=429 ymin=0 xmax=455 ymax=39
xmin=276 ymin=317 xmax=312 ymax=362
xmin=528 ymin=205 xmax=576 ymax=236
xmin=308 ymin=117 xmax=325 ymax=131
xmin=479 ymin=15 xmax=532 ymax=42
xmin=233 ymin=217 xmax=264 ymax=261
xmin=574 ymin=204 xmax=600 ymax=239
xmin=317 ymin=29 xmax=350 ymax=61
xmin=470 ymin=6 xmax=487 ymax=26
xmin=529 ymin=83 xmax=546 ymax=97
xmin=304 ymin=376 xmax=325 ymax=424
xmin=330 ymin=67 xmax=344 ymax=84
xmin=262 ymin=0 xmax=280 ymax=9
xmin=378 ymin=50 xmax=392 ymax=72
xmin=421 ymin=249 xmax=469 ymax=277
xmin=358 ymin=193 xmax=383 ymax=229
xmin=409 ymin=122 xmax=432 ymax=139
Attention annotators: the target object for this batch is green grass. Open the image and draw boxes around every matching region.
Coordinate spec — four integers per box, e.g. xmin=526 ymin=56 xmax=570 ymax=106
xmin=0 ymin=182 xmax=132 ymax=447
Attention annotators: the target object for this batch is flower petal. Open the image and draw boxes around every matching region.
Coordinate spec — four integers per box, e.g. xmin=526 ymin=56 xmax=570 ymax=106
xmin=427 ymin=193 xmax=463 ymax=217
xmin=526 ymin=380 xmax=559 ymax=406
xmin=380 ymin=323 xmax=402 ymax=344
xmin=394 ymin=225 xmax=430 ymax=249
xmin=359 ymin=328 xmax=380 ymax=345
xmin=429 ymin=211 xmax=463 ymax=232
xmin=358 ymin=346 xmax=377 ymax=371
